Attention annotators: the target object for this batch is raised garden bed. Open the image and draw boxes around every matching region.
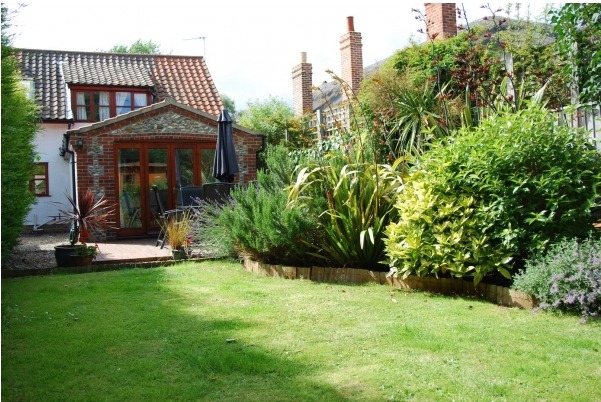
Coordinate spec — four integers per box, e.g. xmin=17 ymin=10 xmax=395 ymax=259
xmin=242 ymin=257 xmax=535 ymax=309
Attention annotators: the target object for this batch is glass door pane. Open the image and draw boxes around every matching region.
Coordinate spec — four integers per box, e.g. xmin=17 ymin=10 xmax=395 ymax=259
xmin=148 ymin=148 xmax=168 ymax=228
xmin=200 ymin=148 xmax=217 ymax=184
xmin=117 ymin=148 xmax=141 ymax=229
xmin=175 ymin=148 xmax=195 ymax=207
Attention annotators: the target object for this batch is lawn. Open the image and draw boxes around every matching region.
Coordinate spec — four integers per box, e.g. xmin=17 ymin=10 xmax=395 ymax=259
xmin=2 ymin=260 xmax=600 ymax=401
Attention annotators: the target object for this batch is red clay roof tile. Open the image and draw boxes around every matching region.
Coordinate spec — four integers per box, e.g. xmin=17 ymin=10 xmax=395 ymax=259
xmin=17 ymin=49 xmax=223 ymax=120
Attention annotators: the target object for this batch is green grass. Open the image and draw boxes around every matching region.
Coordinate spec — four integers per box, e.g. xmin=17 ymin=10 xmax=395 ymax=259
xmin=2 ymin=261 xmax=600 ymax=401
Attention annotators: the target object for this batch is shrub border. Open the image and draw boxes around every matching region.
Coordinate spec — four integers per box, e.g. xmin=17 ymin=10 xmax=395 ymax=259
xmin=242 ymin=257 xmax=535 ymax=309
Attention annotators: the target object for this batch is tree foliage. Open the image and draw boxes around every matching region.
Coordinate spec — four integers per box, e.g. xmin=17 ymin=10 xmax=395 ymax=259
xmin=107 ymin=39 xmax=163 ymax=54
xmin=359 ymin=4 xmax=568 ymax=164
xmin=237 ymin=95 xmax=310 ymax=149
xmin=1 ymin=5 xmax=40 ymax=257
xmin=220 ymin=93 xmax=237 ymax=119
xmin=551 ymin=3 xmax=601 ymax=103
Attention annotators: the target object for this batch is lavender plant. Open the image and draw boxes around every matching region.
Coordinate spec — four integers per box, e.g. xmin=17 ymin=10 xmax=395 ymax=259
xmin=512 ymin=236 xmax=601 ymax=323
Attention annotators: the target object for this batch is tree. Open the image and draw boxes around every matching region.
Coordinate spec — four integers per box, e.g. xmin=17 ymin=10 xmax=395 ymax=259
xmin=1 ymin=5 xmax=40 ymax=258
xmin=551 ymin=3 xmax=601 ymax=103
xmin=237 ymin=95 xmax=301 ymax=147
xmin=107 ymin=39 xmax=163 ymax=54
xmin=359 ymin=4 xmax=568 ymax=162
xmin=220 ymin=93 xmax=237 ymax=120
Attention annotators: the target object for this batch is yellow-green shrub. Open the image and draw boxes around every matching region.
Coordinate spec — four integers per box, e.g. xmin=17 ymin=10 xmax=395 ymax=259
xmin=385 ymin=104 xmax=601 ymax=284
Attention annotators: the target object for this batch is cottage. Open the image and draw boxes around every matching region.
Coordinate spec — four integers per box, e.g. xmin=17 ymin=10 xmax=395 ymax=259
xmin=18 ymin=49 xmax=264 ymax=239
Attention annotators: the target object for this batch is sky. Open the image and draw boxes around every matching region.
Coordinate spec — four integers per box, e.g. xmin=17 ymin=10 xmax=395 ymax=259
xmin=6 ymin=1 xmax=551 ymax=111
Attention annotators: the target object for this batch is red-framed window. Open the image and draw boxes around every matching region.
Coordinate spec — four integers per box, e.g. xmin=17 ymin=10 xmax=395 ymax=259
xmin=30 ymin=162 xmax=49 ymax=196
xmin=72 ymin=88 xmax=151 ymax=122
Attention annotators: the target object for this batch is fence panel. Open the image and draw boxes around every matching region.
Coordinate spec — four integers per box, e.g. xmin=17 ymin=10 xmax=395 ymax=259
xmin=555 ymin=102 xmax=601 ymax=151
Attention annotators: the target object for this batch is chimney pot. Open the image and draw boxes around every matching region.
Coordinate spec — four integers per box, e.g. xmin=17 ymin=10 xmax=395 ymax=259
xmin=301 ymin=52 xmax=307 ymax=63
xmin=347 ymin=16 xmax=354 ymax=32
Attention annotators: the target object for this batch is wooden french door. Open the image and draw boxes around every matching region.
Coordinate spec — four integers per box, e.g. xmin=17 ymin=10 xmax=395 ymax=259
xmin=115 ymin=142 xmax=216 ymax=237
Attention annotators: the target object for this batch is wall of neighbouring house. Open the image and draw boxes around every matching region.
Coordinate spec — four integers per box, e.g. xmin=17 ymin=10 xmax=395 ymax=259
xmin=25 ymin=121 xmax=114 ymax=231
xmin=72 ymin=103 xmax=262 ymax=239
xmin=25 ymin=123 xmax=72 ymax=230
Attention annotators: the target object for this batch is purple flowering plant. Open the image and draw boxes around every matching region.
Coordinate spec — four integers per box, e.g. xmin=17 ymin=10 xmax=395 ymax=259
xmin=512 ymin=236 xmax=601 ymax=323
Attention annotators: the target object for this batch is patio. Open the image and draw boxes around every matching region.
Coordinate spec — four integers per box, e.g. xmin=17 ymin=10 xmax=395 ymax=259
xmin=94 ymin=237 xmax=173 ymax=264
xmin=1 ymin=233 xmax=187 ymax=278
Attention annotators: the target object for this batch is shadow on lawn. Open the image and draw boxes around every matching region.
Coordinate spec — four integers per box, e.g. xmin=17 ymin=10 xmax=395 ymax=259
xmin=2 ymin=265 xmax=348 ymax=401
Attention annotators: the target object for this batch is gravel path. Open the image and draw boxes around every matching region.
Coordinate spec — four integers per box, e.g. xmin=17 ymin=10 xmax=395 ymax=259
xmin=2 ymin=232 xmax=69 ymax=270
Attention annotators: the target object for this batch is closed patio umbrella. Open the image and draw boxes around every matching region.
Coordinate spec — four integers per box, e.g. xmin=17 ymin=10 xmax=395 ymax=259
xmin=213 ymin=109 xmax=239 ymax=183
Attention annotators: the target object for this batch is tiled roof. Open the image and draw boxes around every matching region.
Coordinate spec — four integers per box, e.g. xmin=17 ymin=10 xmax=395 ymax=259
xmin=17 ymin=49 xmax=223 ymax=120
xmin=312 ymin=58 xmax=388 ymax=111
xmin=151 ymin=56 xmax=221 ymax=115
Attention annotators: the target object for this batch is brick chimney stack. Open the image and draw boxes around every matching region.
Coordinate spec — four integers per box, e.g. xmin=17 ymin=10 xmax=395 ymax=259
xmin=340 ymin=16 xmax=363 ymax=95
xmin=424 ymin=3 xmax=457 ymax=40
xmin=292 ymin=52 xmax=313 ymax=116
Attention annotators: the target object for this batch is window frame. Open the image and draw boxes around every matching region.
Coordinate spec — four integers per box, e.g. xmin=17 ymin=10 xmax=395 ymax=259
xmin=71 ymin=87 xmax=151 ymax=122
xmin=30 ymin=162 xmax=49 ymax=197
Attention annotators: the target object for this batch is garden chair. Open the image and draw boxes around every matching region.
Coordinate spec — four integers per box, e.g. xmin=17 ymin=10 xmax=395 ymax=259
xmin=152 ymin=185 xmax=179 ymax=249
xmin=121 ymin=191 xmax=140 ymax=228
xmin=203 ymin=182 xmax=234 ymax=205
xmin=178 ymin=186 xmax=204 ymax=208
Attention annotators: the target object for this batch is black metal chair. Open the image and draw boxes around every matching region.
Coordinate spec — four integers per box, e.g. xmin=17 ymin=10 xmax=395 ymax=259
xmin=203 ymin=182 xmax=234 ymax=205
xmin=122 ymin=191 xmax=140 ymax=228
xmin=178 ymin=186 xmax=204 ymax=208
xmin=153 ymin=185 xmax=178 ymax=248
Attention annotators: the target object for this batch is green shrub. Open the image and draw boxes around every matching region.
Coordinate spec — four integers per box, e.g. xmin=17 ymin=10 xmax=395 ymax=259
xmin=384 ymin=172 xmax=513 ymax=282
xmin=219 ymin=183 xmax=319 ymax=266
xmin=259 ymin=144 xmax=301 ymax=190
xmin=288 ymin=159 xmax=403 ymax=270
xmin=385 ymin=104 xmax=601 ymax=284
xmin=512 ymin=236 xmax=601 ymax=323
xmin=1 ymin=10 xmax=40 ymax=258
xmin=214 ymin=144 xmax=320 ymax=265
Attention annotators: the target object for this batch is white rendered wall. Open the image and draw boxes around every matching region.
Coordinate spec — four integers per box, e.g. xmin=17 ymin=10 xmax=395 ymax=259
xmin=25 ymin=122 xmax=88 ymax=228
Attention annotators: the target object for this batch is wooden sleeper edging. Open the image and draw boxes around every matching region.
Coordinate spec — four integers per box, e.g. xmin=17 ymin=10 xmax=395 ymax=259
xmin=242 ymin=257 xmax=535 ymax=310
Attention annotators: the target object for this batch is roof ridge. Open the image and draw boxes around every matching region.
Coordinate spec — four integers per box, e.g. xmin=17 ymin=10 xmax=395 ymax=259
xmin=18 ymin=48 xmax=205 ymax=60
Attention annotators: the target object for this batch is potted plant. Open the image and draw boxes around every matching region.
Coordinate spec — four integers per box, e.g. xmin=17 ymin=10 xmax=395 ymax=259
xmin=163 ymin=211 xmax=193 ymax=260
xmin=53 ymin=189 xmax=114 ymax=267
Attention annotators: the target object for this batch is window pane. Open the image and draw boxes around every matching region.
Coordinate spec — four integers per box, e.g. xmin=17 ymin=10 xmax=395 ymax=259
xmin=76 ymin=92 xmax=90 ymax=120
xmin=30 ymin=163 xmax=49 ymax=196
xmin=97 ymin=92 xmax=110 ymax=106
xmin=96 ymin=106 xmax=110 ymax=121
xmin=33 ymin=179 xmax=47 ymax=195
xmin=200 ymin=149 xmax=217 ymax=184
xmin=76 ymin=92 xmax=89 ymax=105
xmin=116 ymin=92 xmax=132 ymax=115
xmin=134 ymin=93 xmax=147 ymax=108
xmin=175 ymin=148 xmax=195 ymax=188
xmin=77 ymin=106 xmax=90 ymax=120
xmin=94 ymin=91 xmax=110 ymax=121
xmin=118 ymin=148 xmax=142 ymax=229
xmin=148 ymin=148 xmax=169 ymax=223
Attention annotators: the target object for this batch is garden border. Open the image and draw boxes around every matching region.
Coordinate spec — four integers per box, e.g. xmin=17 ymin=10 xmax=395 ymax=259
xmin=242 ymin=257 xmax=535 ymax=309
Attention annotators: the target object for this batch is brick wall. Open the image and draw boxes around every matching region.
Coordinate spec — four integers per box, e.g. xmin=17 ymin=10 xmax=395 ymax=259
xmin=72 ymin=103 xmax=263 ymax=238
